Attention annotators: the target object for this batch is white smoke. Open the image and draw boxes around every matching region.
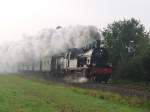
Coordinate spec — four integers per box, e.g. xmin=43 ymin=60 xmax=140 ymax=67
xmin=0 ymin=25 xmax=99 ymax=73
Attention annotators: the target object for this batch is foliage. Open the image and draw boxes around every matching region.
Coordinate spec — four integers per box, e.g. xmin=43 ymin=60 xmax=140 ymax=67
xmin=103 ymin=18 xmax=149 ymax=66
xmin=103 ymin=18 xmax=150 ymax=82
xmin=117 ymin=45 xmax=150 ymax=82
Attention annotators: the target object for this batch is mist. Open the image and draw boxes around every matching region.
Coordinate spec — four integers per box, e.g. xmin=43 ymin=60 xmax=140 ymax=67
xmin=0 ymin=25 xmax=100 ymax=73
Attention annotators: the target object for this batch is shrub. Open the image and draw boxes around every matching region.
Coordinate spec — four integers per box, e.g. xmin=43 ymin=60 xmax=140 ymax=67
xmin=115 ymin=45 xmax=150 ymax=82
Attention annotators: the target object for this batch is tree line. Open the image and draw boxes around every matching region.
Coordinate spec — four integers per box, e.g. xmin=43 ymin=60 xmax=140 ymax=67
xmin=102 ymin=18 xmax=150 ymax=82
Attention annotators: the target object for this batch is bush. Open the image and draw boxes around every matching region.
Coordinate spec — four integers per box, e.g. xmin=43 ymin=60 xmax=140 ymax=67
xmin=115 ymin=45 xmax=150 ymax=82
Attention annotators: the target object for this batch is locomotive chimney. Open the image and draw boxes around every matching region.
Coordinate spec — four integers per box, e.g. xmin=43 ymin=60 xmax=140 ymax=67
xmin=95 ymin=30 xmax=101 ymax=48
xmin=96 ymin=40 xmax=101 ymax=48
xmin=56 ymin=26 xmax=62 ymax=29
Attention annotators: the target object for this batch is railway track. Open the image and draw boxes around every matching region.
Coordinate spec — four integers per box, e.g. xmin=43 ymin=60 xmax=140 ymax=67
xmin=56 ymin=78 xmax=150 ymax=99
xmin=48 ymin=76 xmax=150 ymax=99
xmin=23 ymin=73 xmax=150 ymax=99
xmin=70 ymin=82 xmax=150 ymax=98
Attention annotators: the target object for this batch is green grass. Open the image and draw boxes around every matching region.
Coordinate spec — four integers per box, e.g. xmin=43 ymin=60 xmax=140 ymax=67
xmin=0 ymin=74 xmax=149 ymax=112
xmin=111 ymin=79 xmax=150 ymax=92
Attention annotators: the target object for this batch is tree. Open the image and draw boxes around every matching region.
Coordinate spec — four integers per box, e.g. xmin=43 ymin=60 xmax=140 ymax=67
xmin=103 ymin=18 xmax=149 ymax=67
xmin=119 ymin=45 xmax=150 ymax=82
xmin=102 ymin=18 xmax=150 ymax=82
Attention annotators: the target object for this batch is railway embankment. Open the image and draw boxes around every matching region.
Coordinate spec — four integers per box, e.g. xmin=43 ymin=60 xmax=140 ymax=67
xmin=20 ymin=73 xmax=150 ymax=111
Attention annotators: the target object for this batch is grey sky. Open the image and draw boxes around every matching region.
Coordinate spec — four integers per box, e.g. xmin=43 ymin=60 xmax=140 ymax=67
xmin=0 ymin=0 xmax=150 ymax=43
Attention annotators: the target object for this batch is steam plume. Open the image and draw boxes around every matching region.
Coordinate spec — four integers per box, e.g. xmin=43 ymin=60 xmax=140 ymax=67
xmin=0 ymin=25 xmax=99 ymax=72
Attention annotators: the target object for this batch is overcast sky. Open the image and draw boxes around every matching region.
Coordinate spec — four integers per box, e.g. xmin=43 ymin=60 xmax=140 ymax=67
xmin=0 ymin=0 xmax=150 ymax=43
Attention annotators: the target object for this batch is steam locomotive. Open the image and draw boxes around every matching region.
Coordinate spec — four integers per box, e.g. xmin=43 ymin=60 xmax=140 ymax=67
xmin=62 ymin=40 xmax=112 ymax=83
xmin=19 ymin=30 xmax=112 ymax=83
xmin=19 ymin=39 xmax=112 ymax=83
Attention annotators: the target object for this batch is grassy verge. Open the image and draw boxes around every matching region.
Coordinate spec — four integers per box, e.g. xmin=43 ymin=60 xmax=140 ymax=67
xmin=70 ymin=87 xmax=150 ymax=110
xmin=111 ymin=80 xmax=150 ymax=92
xmin=0 ymin=74 xmax=149 ymax=112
